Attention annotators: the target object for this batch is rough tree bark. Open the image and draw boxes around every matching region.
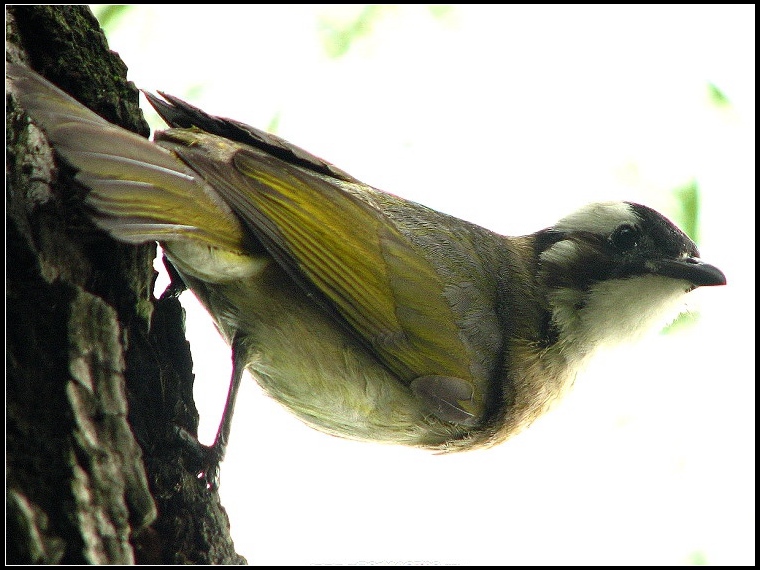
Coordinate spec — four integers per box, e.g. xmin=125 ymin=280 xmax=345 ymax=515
xmin=6 ymin=5 xmax=246 ymax=564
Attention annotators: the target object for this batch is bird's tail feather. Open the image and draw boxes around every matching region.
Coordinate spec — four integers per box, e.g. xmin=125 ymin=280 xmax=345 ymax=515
xmin=7 ymin=64 xmax=247 ymax=253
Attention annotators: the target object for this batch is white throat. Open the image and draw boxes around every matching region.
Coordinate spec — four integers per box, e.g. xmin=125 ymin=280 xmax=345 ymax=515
xmin=549 ymin=274 xmax=692 ymax=356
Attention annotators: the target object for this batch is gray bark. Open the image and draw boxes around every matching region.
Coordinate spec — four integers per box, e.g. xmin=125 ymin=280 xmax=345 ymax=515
xmin=6 ymin=5 xmax=245 ymax=564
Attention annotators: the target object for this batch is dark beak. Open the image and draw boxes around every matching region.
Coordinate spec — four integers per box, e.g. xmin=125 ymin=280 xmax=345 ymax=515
xmin=648 ymin=257 xmax=727 ymax=287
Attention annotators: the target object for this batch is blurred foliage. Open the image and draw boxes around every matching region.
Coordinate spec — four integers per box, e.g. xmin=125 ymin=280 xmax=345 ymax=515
xmin=266 ymin=111 xmax=281 ymax=135
xmin=671 ymin=179 xmax=701 ymax=244
xmin=707 ymin=82 xmax=731 ymax=108
xmin=318 ymin=5 xmax=390 ymax=59
xmin=663 ymin=309 xmax=700 ymax=335
xmin=688 ymin=550 xmax=708 ymax=565
xmin=317 ymin=5 xmax=455 ymax=58
xmin=428 ymin=5 xmax=454 ymax=19
xmin=90 ymin=4 xmax=132 ymax=33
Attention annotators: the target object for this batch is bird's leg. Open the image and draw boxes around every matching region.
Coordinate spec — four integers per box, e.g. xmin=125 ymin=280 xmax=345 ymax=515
xmin=160 ymin=253 xmax=245 ymax=490
xmin=177 ymin=334 xmax=247 ymax=491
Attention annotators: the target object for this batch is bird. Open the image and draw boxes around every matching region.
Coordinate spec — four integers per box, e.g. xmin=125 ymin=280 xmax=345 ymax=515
xmin=8 ymin=64 xmax=726 ymax=487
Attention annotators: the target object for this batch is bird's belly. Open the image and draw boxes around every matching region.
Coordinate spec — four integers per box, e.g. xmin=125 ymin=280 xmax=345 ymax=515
xmin=170 ymin=247 xmax=463 ymax=448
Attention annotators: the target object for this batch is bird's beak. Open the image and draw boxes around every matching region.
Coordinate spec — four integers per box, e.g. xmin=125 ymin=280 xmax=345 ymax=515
xmin=646 ymin=257 xmax=727 ymax=287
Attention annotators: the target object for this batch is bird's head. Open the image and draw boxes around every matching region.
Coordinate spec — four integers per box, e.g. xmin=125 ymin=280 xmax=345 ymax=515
xmin=534 ymin=202 xmax=726 ymax=354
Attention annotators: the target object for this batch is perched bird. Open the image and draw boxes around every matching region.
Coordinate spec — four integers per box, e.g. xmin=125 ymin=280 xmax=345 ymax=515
xmin=8 ymin=64 xmax=726 ymax=486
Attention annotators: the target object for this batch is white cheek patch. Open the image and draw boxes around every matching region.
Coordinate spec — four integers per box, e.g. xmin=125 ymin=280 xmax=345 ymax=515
xmin=554 ymin=202 xmax=638 ymax=235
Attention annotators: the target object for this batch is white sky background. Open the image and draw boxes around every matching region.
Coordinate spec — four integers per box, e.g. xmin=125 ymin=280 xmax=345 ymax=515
xmin=92 ymin=5 xmax=754 ymax=565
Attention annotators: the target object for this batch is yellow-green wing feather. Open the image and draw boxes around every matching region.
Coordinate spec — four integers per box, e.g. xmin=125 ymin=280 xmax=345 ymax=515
xmin=164 ymin=132 xmax=479 ymax=391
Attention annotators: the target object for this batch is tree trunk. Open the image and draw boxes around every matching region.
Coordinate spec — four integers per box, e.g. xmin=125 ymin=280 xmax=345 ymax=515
xmin=6 ymin=5 xmax=245 ymax=564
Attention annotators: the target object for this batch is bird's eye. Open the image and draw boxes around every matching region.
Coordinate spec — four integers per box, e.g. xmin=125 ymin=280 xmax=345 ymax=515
xmin=611 ymin=224 xmax=639 ymax=251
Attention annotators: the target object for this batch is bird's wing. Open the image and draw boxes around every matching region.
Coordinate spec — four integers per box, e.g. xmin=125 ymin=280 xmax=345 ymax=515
xmin=158 ymin=127 xmax=497 ymax=426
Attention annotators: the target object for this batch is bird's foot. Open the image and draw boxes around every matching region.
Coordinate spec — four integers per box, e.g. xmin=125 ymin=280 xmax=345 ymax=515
xmin=173 ymin=426 xmax=225 ymax=491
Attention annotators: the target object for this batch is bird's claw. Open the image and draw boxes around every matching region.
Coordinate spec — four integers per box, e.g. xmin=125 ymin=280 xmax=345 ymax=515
xmin=173 ymin=425 xmax=224 ymax=491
